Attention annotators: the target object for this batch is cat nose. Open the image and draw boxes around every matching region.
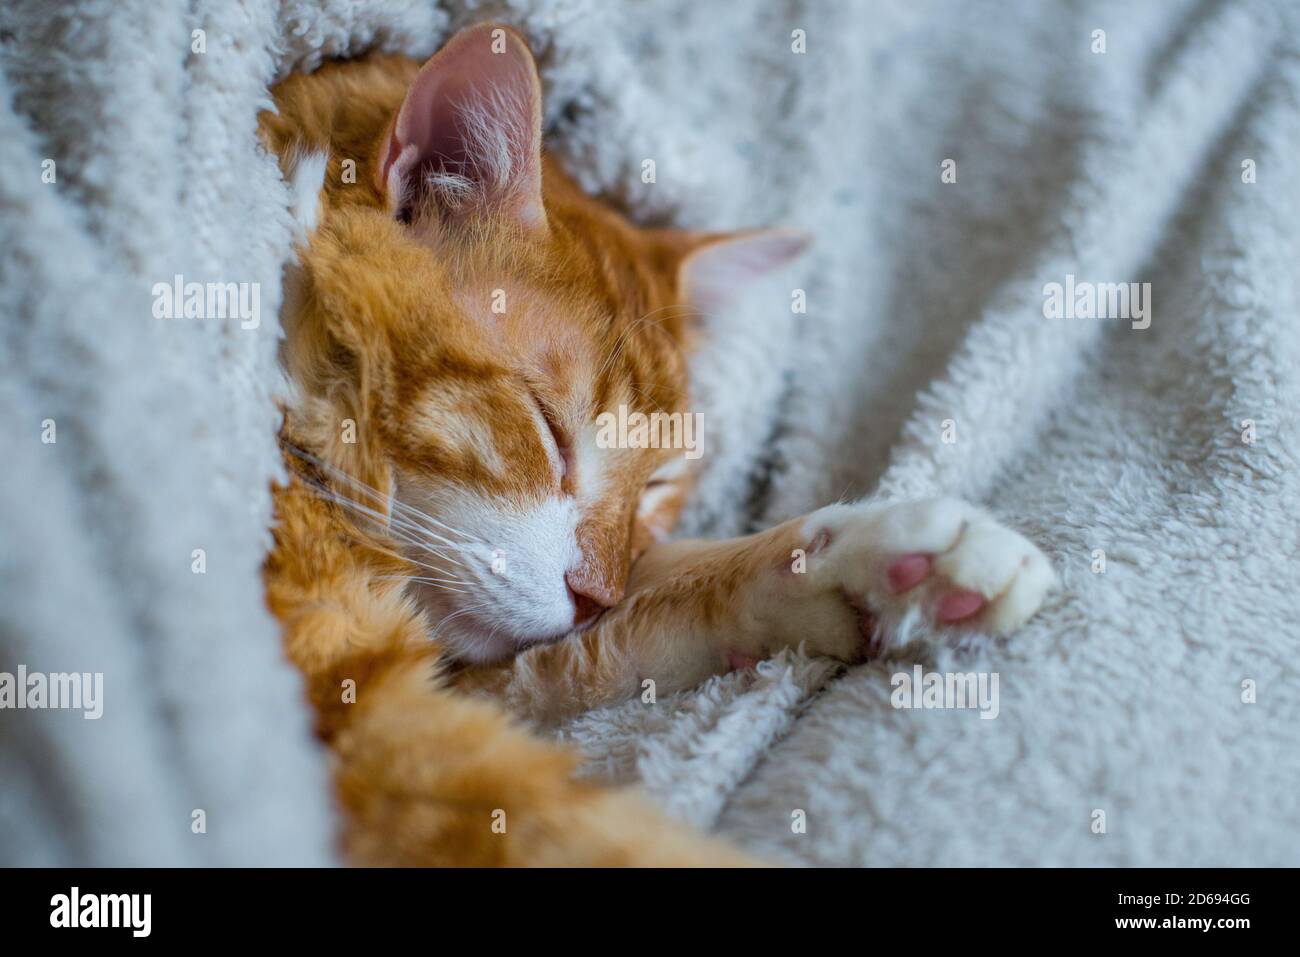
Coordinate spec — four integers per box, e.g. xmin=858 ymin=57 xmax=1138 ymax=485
xmin=565 ymin=568 xmax=621 ymax=627
xmin=567 ymin=586 xmax=606 ymax=628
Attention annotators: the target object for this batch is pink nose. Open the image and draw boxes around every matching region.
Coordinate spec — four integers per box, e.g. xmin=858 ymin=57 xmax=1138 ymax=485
xmin=567 ymin=586 xmax=605 ymax=628
xmin=565 ymin=568 xmax=619 ymax=628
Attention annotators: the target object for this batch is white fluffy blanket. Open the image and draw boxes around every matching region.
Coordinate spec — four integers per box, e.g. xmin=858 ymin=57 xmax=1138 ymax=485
xmin=3 ymin=0 xmax=1298 ymax=865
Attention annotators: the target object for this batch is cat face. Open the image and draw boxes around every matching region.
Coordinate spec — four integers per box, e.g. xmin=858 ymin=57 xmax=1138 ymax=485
xmin=271 ymin=24 xmax=806 ymax=662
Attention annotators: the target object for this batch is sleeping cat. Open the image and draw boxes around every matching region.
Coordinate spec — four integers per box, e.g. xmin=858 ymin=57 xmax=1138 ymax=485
xmin=260 ymin=22 xmax=1056 ymax=865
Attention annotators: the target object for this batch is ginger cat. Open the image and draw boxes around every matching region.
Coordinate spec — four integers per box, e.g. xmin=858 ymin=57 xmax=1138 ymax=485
xmin=260 ymin=23 xmax=1056 ymax=866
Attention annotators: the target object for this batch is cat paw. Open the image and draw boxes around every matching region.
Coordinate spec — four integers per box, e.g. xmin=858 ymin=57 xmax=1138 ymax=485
xmin=771 ymin=498 xmax=1057 ymax=660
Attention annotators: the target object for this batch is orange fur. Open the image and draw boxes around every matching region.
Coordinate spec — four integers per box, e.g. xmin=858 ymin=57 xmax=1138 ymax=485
xmin=265 ymin=467 xmax=753 ymax=865
xmin=260 ymin=28 xmax=779 ymax=866
xmin=260 ymin=25 xmax=854 ymax=867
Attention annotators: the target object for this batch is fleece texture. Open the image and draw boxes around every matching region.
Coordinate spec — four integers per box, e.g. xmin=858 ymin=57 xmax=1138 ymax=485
xmin=2 ymin=0 xmax=1298 ymax=865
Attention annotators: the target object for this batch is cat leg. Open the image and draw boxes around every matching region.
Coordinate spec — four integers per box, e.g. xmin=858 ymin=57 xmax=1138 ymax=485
xmin=454 ymin=498 xmax=1056 ymax=724
xmin=744 ymin=497 xmax=1058 ymax=657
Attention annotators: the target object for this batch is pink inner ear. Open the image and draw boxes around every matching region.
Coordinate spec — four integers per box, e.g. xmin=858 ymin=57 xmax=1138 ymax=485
xmin=380 ymin=25 xmax=545 ymax=227
xmin=682 ymin=229 xmax=812 ymax=311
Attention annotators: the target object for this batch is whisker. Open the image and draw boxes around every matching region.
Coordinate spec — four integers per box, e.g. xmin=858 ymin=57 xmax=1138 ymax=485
xmin=372 ymin=574 xmax=470 ymax=593
xmin=382 ymin=507 xmax=475 ymax=556
xmin=391 ymin=498 xmax=486 ymax=544
xmin=285 ymin=457 xmax=477 ymax=570
xmin=311 ymin=484 xmax=475 ymax=572
xmin=282 ymin=442 xmax=486 ymax=548
xmin=305 ymin=498 xmax=474 ymax=579
xmin=429 ymin=600 xmax=493 ymax=641
xmin=357 ymin=535 xmax=474 ymax=580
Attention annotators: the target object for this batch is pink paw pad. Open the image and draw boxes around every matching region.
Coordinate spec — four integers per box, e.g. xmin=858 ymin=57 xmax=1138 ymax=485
xmin=935 ymin=589 xmax=986 ymax=623
xmin=886 ymin=553 xmax=932 ymax=593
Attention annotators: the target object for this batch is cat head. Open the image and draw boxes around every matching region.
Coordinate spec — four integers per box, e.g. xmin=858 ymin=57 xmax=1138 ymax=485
xmin=272 ymin=23 xmax=807 ymax=662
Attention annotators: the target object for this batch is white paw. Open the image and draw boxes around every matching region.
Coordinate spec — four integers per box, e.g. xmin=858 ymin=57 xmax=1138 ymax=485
xmin=764 ymin=498 xmax=1057 ymax=660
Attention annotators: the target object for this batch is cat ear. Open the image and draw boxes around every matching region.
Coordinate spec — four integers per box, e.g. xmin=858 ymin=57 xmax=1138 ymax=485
xmin=676 ymin=229 xmax=811 ymax=312
xmin=376 ymin=23 xmax=547 ymax=232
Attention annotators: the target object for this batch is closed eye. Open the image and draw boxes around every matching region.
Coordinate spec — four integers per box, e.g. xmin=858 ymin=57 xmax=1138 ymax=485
xmin=643 ymin=458 xmax=685 ymax=491
xmin=531 ymin=393 xmax=571 ymax=484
